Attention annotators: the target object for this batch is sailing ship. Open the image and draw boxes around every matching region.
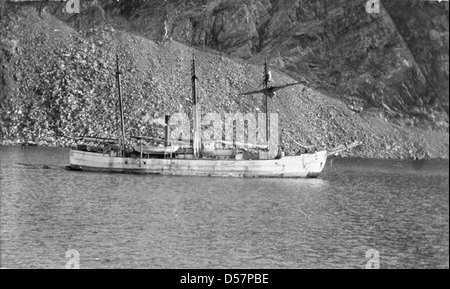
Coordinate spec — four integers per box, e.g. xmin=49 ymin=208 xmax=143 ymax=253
xmin=69 ymin=55 xmax=359 ymax=178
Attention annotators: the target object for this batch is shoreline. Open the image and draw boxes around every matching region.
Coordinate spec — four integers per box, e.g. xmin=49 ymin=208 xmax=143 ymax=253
xmin=2 ymin=139 xmax=448 ymax=161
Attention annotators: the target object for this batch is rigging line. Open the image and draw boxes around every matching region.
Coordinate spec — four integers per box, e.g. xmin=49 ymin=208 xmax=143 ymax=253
xmin=298 ymin=207 xmax=312 ymax=220
xmin=253 ymin=81 xmax=263 ymax=93
xmin=244 ymin=81 xmax=263 ymax=96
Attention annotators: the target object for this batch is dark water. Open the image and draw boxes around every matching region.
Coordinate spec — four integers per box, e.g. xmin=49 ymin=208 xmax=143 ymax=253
xmin=0 ymin=146 xmax=448 ymax=269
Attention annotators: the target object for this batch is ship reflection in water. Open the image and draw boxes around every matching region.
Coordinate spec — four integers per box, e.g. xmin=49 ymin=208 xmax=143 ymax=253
xmin=0 ymin=146 xmax=448 ymax=269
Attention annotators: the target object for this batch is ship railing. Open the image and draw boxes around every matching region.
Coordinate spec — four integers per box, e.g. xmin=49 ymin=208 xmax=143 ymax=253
xmin=67 ymin=136 xmax=120 ymax=154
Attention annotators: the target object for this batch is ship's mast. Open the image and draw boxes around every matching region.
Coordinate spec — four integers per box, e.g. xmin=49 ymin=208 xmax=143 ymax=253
xmin=263 ymin=58 xmax=270 ymax=144
xmin=116 ymin=55 xmax=126 ymax=157
xmin=239 ymin=59 xmax=303 ymax=154
xmin=191 ymin=55 xmax=200 ymax=158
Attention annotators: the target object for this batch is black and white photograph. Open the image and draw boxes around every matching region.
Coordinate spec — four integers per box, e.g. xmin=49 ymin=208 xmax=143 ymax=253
xmin=0 ymin=0 xmax=448 ymax=274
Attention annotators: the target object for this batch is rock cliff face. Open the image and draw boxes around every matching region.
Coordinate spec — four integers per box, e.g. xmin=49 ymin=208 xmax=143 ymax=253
xmin=384 ymin=0 xmax=449 ymax=109
xmin=3 ymin=1 xmax=448 ymax=114
xmin=10 ymin=0 xmax=445 ymax=115
xmin=66 ymin=0 xmax=448 ymax=116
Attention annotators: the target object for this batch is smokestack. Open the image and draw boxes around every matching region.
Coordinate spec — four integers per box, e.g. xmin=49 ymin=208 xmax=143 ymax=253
xmin=165 ymin=115 xmax=170 ymax=147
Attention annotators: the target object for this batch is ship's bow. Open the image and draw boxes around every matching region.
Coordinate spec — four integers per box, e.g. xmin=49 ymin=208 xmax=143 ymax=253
xmin=303 ymin=150 xmax=328 ymax=178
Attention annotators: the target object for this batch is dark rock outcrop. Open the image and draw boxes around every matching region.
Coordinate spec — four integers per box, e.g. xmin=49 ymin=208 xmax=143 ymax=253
xmin=66 ymin=0 xmax=448 ymax=118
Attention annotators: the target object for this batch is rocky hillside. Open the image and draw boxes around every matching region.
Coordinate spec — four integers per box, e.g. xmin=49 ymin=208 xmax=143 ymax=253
xmin=0 ymin=1 xmax=449 ymax=159
xmin=42 ymin=0 xmax=448 ymax=116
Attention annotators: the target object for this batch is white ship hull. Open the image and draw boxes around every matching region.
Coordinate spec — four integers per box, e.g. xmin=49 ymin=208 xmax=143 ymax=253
xmin=69 ymin=150 xmax=328 ymax=178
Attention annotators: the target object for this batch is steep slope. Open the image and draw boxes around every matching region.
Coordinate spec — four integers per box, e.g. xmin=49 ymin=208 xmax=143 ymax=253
xmin=0 ymin=4 xmax=448 ymax=159
xmin=4 ymin=1 xmax=448 ymax=118
xmin=46 ymin=0 xmax=447 ymax=120
xmin=384 ymin=0 xmax=449 ymax=110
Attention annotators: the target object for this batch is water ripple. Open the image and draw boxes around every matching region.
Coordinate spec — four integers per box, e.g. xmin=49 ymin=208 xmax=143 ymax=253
xmin=0 ymin=146 xmax=448 ymax=268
